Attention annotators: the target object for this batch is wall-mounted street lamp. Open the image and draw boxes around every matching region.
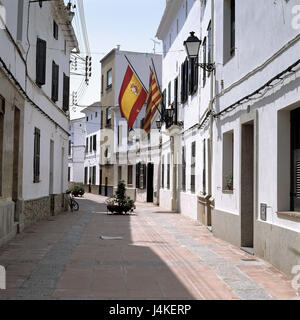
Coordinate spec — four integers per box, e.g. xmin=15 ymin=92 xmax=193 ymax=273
xmin=156 ymin=106 xmax=183 ymax=131
xmin=183 ymin=32 xmax=215 ymax=73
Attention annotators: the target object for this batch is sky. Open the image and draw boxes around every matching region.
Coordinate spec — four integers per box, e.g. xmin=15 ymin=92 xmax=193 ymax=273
xmin=70 ymin=0 xmax=166 ymax=119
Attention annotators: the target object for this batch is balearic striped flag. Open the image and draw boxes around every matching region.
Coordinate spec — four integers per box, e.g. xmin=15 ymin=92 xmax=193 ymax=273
xmin=143 ymin=70 xmax=162 ymax=134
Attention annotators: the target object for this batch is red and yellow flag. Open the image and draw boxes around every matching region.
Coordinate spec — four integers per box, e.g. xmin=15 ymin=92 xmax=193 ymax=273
xmin=118 ymin=66 xmax=147 ymax=128
xmin=143 ymin=70 xmax=162 ymax=134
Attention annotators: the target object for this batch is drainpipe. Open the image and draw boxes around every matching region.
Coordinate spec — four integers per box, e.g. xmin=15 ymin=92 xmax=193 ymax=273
xmin=207 ymin=0 xmax=215 ymax=223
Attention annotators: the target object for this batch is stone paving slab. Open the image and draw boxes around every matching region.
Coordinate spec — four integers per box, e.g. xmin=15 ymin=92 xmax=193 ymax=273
xmin=0 ymin=193 xmax=298 ymax=300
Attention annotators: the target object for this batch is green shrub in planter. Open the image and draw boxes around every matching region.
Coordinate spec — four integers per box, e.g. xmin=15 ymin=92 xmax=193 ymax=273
xmin=68 ymin=185 xmax=85 ymax=197
xmin=105 ymin=180 xmax=135 ymax=215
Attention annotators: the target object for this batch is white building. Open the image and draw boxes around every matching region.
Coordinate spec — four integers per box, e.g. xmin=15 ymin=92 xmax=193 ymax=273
xmin=0 ymin=0 xmax=78 ymax=238
xmin=156 ymin=0 xmax=300 ymax=277
xmin=99 ymin=48 xmax=162 ymax=201
xmin=68 ymin=116 xmax=86 ymax=184
xmin=212 ymin=0 xmax=300 ymax=276
xmin=82 ymin=102 xmax=101 ymax=193
xmin=156 ymin=0 xmax=211 ymax=220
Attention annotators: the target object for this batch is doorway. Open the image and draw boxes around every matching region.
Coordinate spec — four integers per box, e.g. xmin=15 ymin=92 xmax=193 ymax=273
xmin=241 ymin=121 xmax=254 ymax=252
xmin=291 ymin=107 xmax=300 ymax=210
xmin=49 ymin=140 xmax=54 ymax=195
xmin=147 ymin=163 xmax=154 ymax=202
xmin=12 ymin=107 xmax=20 ymax=222
xmin=99 ymin=169 xmax=102 ymax=195
xmin=105 ymin=177 xmax=108 ymax=196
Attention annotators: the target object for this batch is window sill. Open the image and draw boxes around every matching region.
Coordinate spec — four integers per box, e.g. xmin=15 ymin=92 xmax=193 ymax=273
xmin=106 ymin=85 xmax=112 ymax=90
xmin=277 ymin=211 xmax=300 ymax=219
xmin=222 ymin=190 xmax=233 ymax=194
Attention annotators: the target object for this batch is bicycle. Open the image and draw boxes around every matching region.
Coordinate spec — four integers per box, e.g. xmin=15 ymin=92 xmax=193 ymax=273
xmin=66 ymin=191 xmax=79 ymax=212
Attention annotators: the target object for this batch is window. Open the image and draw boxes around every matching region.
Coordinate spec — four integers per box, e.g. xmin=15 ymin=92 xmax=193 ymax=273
xmin=68 ymin=167 xmax=71 ymax=182
xmin=224 ymin=0 xmax=235 ymax=63
xmin=85 ymin=137 xmax=88 ymax=153
xmin=17 ymin=0 xmax=24 ymax=41
xmin=191 ymin=142 xmax=196 ymax=193
xmin=53 ymin=20 xmax=58 ymax=40
xmin=68 ymin=140 xmax=71 ymax=156
xmin=167 ymin=153 xmax=170 ymax=189
xmin=181 ymin=59 xmax=188 ymax=104
xmin=95 ymin=112 xmax=98 ymax=118
xmin=136 ymin=163 xmax=146 ymax=189
xmin=51 ymin=61 xmax=59 ymax=102
xmin=230 ymin=0 xmax=235 ymax=56
xmin=84 ymin=167 xmax=88 ymax=184
xmin=33 ymin=127 xmax=40 ymax=183
xmin=89 ymin=136 xmax=92 ymax=152
xmin=128 ymin=165 xmax=133 ymax=185
xmin=106 ymin=108 xmax=112 ymax=127
xmin=223 ymin=131 xmax=234 ymax=191
xmin=185 ymin=0 xmax=188 ymax=18
xmin=63 ymin=73 xmax=70 ymax=112
xmin=202 ymin=38 xmax=207 ymax=86
xmin=39 ymin=0 xmax=43 ymax=8
xmin=107 ymin=69 xmax=112 ymax=88
xmin=92 ymin=166 xmax=96 ymax=185
xmin=118 ymin=166 xmax=122 ymax=183
xmin=189 ymin=58 xmax=198 ymax=95
xmin=207 ymin=22 xmax=212 ymax=76
xmin=174 ymin=78 xmax=178 ymax=123
xmin=162 ymin=156 xmax=165 ymax=188
xmin=36 ymin=38 xmax=46 ymax=86
xmin=118 ymin=125 xmax=122 ymax=146
xmin=100 ymin=110 xmax=103 ymax=129
xmin=86 ymin=116 xmax=88 ymax=122
xmin=93 ymin=135 xmax=97 ymax=151
xmin=201 ymin=0 xmax=207 ymax=18
xmin=101 ymin=75 xmax=104 ymax=94
xmin=182 ymin=146 xmax=186 ymax=192
xmin=0 ymin=96 xmax=4 ymax=196
xmin=168 ymin=82 xmax=171 ymax=106
xmin=91 ymin=114 xmax=93 ymax=121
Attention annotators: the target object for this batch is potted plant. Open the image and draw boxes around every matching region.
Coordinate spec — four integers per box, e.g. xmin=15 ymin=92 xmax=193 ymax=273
xmin=67 ymin=185 xmax=85 ymax=197
xmin=225 ymin=174 xmax=233 ymax=191
xmin=105 ymin=180 xmax=136 ymax=215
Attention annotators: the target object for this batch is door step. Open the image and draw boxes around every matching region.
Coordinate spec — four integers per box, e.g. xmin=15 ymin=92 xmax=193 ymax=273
xmin=241 ymin=247 xmax=254 ymax=255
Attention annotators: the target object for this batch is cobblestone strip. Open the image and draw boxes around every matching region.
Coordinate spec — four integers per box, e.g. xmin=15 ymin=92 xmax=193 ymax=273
xmin=15 ymin=211 xmax=94 ymax=300
xmin=146 ymin=213 xmax=273 ymax=300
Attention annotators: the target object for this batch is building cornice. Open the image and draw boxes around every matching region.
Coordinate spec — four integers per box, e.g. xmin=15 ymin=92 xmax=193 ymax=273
xmin=51 ymin=0 xmax=79 ymax=52
xmin=156 ymin=0 xmax=183 ymax=40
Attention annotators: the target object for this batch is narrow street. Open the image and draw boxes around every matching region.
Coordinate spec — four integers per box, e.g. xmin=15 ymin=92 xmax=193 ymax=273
xmin=0 ymin=194 xmax=298 ymax=300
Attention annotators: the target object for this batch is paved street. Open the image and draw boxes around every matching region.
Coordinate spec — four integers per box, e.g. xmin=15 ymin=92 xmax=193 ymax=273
xmin=0 ymin=193 xmax=298 ymax=300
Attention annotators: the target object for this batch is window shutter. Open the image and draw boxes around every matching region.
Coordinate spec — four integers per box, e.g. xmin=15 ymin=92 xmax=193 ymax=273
xmin=185 ymin=59 xmax=189 ymax=100
xmin=188 ymin=59 xmax=193 ymax=95
xmin=136 ymin=163 xmax=140 ymax=188
xmin=193 ymin=58 xmax=199 ymax=93
xmin=36 ymin=38 xmax=46 ymax=86
xmin=63 ymin=73 xmax=70 ymax=112
xmin=51 ymin=61 xmax=59 ymax=102
xmin=181 ymin=63 xmax=185 ymax=103
xmin=33 ymin=128 xmax=40 ymax=183
xmin=100 ymin=110 xmax=103 ymax=129
xmin=93 ymin=135 xmax=96 ymax=151
xmin=143 ymin=164 xmax=147 ymax=189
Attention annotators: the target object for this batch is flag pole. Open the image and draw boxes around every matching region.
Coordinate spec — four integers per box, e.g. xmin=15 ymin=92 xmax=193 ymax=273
xmin=151 ymin=58 xmax=162 ymax=95
xmin=124 ymin=55 xmax=148 ymax=94
xmin=151 ymin=57 xmax=165 ymax=116
xmin=148 ymin=66 xmax=162 ymax=117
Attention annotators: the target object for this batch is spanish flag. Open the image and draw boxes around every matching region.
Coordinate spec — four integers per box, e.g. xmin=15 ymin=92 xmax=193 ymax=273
xmin=118 ymin=66 xmax=147 ymax=128
xmin=143 ymin=70 xmax=162 ymax=134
